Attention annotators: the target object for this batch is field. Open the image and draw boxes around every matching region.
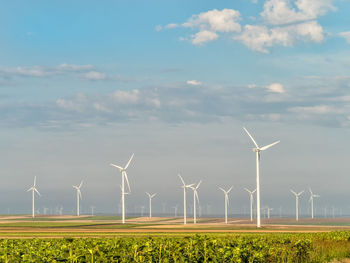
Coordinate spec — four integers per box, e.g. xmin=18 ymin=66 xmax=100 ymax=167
xmin=1 ymin=215 xmax=350 ymax=262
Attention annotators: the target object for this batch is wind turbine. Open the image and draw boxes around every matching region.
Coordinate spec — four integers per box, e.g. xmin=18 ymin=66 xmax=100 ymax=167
xmin=178 ymin=174 xmax=193 ymax=225
xmin=190 ymin=181 xmax=201 ymax=224
xmin=219 ymin=186 xmax=233 ymax=224
xmin=266 ymin=207 xmax=273 ymax=219
xmin=110 ymin=153 xmax=134 ymax=224
xmin=290 ymin=189 xmax=304 ymax=221
xmin=243 ymin=127 xmax=280 ymax=228
xmin=244 ymin=188 xmax=256 ymax=222
xmin=73 ymin=181 xmax=83 ymax=216
xmin=146 ymin=192 xmax=157 ymax=218
xmin=309 ymin=188 xmax=320 ymax=219
xmin=172 ymin=204 xmax=179 ymax=217
xmin=27 ymin=176 xmax=41 ymax=218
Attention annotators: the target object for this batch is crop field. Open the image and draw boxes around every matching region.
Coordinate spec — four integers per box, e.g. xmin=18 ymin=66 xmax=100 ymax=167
xmin=1 ymin=216 xmax=350 ymax=262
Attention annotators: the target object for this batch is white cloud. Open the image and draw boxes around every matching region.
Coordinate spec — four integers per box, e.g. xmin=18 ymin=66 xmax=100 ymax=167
xmin=177 ymin=9 xmax=241 ymax=45
xmin=111 ymin=89 xmax=140 ymax=104
xmin=261 ymin=0 xmax=335 ymax=25
xmin=339 ymin=31 xmax=350 ymax=44
xmin=187 ymin=80 xmax=202 ymax=86
xmin=83 ymin=71 xmax=107 ymax=80
xmin=57 ymin=64 xmax=94 ymax=71
xmin=165 ymin=23 xmax=178 ymax=29
xmin=248 ymin=84 xmax=257 ymax=89
xmin=288 ymin=105 xmax=333 ymax=114
xmin=183 ymin=9 xmax=241 ymax=33
xmin=266 ymin=83 xmax=285 ymax=93
xmin=236 ymin=21 xmax=323 ymax=53
xmin=191 ymin=30 xmax=218 ymax=45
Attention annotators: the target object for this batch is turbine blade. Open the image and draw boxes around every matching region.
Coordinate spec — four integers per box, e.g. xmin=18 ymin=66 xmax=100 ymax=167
xmin=252 ymin=189 xmax=256 ymax=194
xmin=79 ymin=181 xmax=83 ymax=189
xmin=151 ymin=193 xmax=157 ymax=198
xmin=178 ymin=174 xmax=185 ymax=186
xmin=27 ymin=187 xmax=33 ymax=192
xmin=298 ymin=191 xmax=304 ymax=196
xmin=110 ymin=164 xmax=123 ymax=170
xmin=260 ymin=141 xmax=280 ymax=151
xmin=195 ymin=191 xmax=199 ymax=204
xmin=78 ymin=190 xmax=82 ymax=199
xmin=244 ymin=188 xmax=251 ymax=193
xmin=146 ymin=192 xmax=150 ymax=197
xmin=34 ymin=176 xmax=37 ymax=187
xmin=34 ymin=188 xmax=41 ymax=196
xmin=124 ymin=172 xmax=131 ymax=193
xmin=219 ymin=187 xmax=225 ymax=193
xmin=290 ymin=189 xmax=297 ymax=196
xmin=186 ymin=184 xmax=194 ymax=188
xmin=196 ymin=180 xmax=202 ymax=189
xmin=124 ymin=153 xmax=134 ymax=169
xmin=309 ymin=187 xmax=312 ymax=195
xmin=314 ymin=194 xmax=320 ymax=198
xmin=243 ymin=127 xmax=259 ymax=148
xmin=227 ymin=186 xmax=233 ymax=193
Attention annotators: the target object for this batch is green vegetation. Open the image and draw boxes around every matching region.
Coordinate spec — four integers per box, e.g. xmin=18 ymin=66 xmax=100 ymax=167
xmin=1 ymin=232 xmax=350 ymax=262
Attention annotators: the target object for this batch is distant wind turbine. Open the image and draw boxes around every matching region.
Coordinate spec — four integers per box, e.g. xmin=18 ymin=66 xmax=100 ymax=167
xmin=219 ymin=186 xmax=233 ymax=224
xmin=173 ymin=204 xmax=178 ymax=217
xmin=178 ymin=174 xmax=193 ymax=225
xmin=290 ymin=189 xmax=304 ymax=221
xmin=110 ymin=153 xmax=134 ymax=224
xmin=190 ymin=181 xmax=201 ymax=224
xmin=73 ymin=181 xmax=83 ymax=216
xmin=27 ymin=176 xmax=41 ymax=218
xmin=243 ymin=127 xmax=280 ymax=228
xmin=244 ymin=188 xmax=256 ymax=222
xmin=309 ymin=188 xmax=320 ymax=219
xmin=146 ymin=192 xmax=157 ymax=218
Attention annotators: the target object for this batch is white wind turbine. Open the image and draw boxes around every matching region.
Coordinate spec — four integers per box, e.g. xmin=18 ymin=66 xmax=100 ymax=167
xmin=244 ymin=188 xmax=256 ymax=222
xmin=27 ymin=176 xmax=41 ymax=218
xmin=309 ymin=188 xmax=320 ymax=219
xmin=219 ymin=186 xmax=233 ymax=224
xmin=178 ymin=174 xmax=193 ymax=225
xmin=290 ymin=189 xmax=304 ymax=221
xmin=73 ymin=181 xmax=83 ymax=216
xmin=110 ymin=153 xmax=134 ymax=224
xmin=146 ymin=192 xmax=157 ymax=218
xmin=190 ymin=181 xmax=201 ymax=224
xmin=243 ymin=127 xmax=280 ymax=228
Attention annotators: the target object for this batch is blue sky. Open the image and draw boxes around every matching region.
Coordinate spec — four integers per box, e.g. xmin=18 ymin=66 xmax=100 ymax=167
xmin=0 ymin=0 xmax=350 ymax=217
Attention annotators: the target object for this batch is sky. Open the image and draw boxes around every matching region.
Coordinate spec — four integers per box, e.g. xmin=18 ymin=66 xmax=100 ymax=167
xmin=0 ymin=0 xmax=350 ymax=217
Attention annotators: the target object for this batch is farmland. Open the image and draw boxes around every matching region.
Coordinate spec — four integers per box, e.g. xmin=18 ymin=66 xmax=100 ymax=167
xmin=0 ymin=216 xmax=350 ymax=262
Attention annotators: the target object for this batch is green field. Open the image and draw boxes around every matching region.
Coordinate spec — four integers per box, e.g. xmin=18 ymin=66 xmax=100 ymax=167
xmin=1 ymin=232 xmax=350 ymax=262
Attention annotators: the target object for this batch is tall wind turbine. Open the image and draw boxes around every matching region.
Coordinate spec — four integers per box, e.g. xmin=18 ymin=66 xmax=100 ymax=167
xmin=219 ymin=186 xmax=233 ymax=224
xmin=309 ymin=188 xmax=320 ymax=219
xmin=290 ymin=189 xmax=304 ymax=221
xmin=146 ymin=192 xmax=157 ymax=218
xmin=243 ymin=127 xmax=280 ymax=228
xmin=27 ymin=176 xmax=41 ymax=218
xmin=244 ymin=188 xmax=256 ymax=222
xmin=110 ymin=153 xmax=134 ymax=224
xmin=178 ymin=174 xmax=193 ymax=225
xmin=73 ymin=181 xmax=83 ymax=216
xmin=190 ymin=181 xmax=201 ymax=224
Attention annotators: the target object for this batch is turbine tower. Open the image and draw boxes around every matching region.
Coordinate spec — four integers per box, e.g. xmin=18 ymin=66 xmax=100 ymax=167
xmin=290 ymin=189 xmax=304 ymax=221
xmin=243 ymin=127 xmax=280 ymax=228
xmin=190 ymin=181 xmax=201 ymax=224
xmin=110 ymin=153 xmax=134 ymax=224
xmin=146 ymin=192 xmax=157 ymax=218
xmin=219 ymin=186 xmax=233 ymax=224
xmin=309 ymin=188 xmax=320 ymax=219
xmin=178 ymin=174 xmax=193 ymax=225
xmin=244 ymin=188 xmax=256 ymax=222
xmin=27 ymin=176 xmax=41 ymax=218
xmin=73 ymin=181 xmax=83 ymax=216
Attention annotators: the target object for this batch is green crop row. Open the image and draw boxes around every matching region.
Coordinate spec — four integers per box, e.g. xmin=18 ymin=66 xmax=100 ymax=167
xmin=1 ymin=232 xmax=350 ymax=262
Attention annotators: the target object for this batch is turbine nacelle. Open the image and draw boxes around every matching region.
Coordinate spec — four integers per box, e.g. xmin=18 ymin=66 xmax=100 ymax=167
xmin=252 ymin=148 xmax=260 ymax=153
